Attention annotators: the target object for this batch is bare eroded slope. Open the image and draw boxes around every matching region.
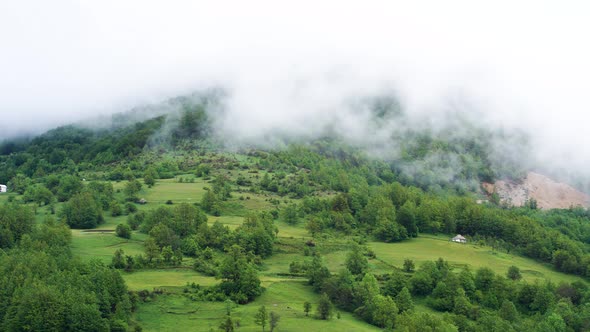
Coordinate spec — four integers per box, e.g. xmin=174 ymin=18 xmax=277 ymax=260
xmin=482 ymin=172 xmax=590 ymax=209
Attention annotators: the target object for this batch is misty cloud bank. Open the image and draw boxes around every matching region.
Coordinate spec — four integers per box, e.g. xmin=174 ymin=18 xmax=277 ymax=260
xmin=1 ymin=1 xmax=589 ymax=179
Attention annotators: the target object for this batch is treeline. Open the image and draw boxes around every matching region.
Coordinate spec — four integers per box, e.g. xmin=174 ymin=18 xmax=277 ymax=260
xmin=0 ymin=98 xmax=214 ymax=184
xmin=0 ymin=117 xmax=164 ymax=182
xmin=275 ymin=180 xmax=590 ymax=279
xmin=0 ymin=205 xmax=137 ymax=331
xmin=302 ymin=247 xmax=590 ymax=331
xmin=1 ymin=94 xmax=531 ymax=193
xmin=8 ymin=175 xmax=133 ymax=230
xmin=253 ymin=126 xmax=526 ymax=195
xmin=238 ymin=144 xmax=590 ymax=279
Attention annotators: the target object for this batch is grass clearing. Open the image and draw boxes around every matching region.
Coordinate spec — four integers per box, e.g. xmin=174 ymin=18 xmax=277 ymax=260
xmin=260 ymin=252 xmax=304 ymax=276
xmin=71 ymin=230 xmax=145 ymax=263
xmin=143 ymin=179 xmax=209 ymax=205
xmin=208 ymin=215 xmax=244 ymax=229
xmin=123 ymin=269 xmax=217 ymax=291
xmin=368 ymin=236 xmax=585 ymax=283
xmin=96 ymin=214 xmax=129 ymax=230
xmin=232 ymin=192 xmax=275 ymax=211
xmin=135 ymin=281 xmax=380 ymax=332
xmin=275 ymin=220 xmax=310 ymax=239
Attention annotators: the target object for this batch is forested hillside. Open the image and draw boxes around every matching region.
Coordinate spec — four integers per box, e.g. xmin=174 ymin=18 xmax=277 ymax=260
xmin=1 ymin=97 xmax=590 ymax=331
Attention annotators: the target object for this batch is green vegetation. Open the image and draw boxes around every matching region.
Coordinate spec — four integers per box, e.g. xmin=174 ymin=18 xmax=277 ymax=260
xmin=0 ymin=216 xmax=137 ymax=330
xmin=367 ymin=238 xmax=584 ymax=284
xmin=1 ymin=96 xmax=590 ymax=330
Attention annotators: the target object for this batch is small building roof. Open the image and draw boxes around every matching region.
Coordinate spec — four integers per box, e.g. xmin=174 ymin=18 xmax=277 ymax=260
xmin=452 ymin=234 xmax=466 ymax=240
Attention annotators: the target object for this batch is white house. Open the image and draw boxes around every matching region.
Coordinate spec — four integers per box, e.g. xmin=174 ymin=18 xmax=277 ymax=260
xmin=0 ymin=184 xmax=7 ymax=193
xmin=451 ymin=234 xmax=467 ymax=243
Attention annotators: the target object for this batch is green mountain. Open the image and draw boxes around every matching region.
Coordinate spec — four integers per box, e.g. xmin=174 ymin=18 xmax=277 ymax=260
xmin=1 ymin=94 xmax=589 ymax=331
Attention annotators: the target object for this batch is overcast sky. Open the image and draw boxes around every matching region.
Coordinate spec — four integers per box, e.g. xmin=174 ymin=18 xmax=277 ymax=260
xmin=1 ymin=0 xmax=590 ymax=172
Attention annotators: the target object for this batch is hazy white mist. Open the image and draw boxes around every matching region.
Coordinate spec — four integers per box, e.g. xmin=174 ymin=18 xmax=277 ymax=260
xmin=1 ymin=0 xmax=589 ymax=174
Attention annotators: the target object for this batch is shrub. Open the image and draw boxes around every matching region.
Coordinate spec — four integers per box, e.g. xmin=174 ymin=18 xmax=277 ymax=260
xmin=125 ymin=202 xmax=138 ymax=214
xmin=507 ymin=265 xmax=522 ymax=280
xmin=111 ymin=201 xmax=123 ymax=217
xmin=116 ymin=223 xmax=132 ymax=239
xmin=403 ymin=259 xmax=415 ymax=273
xmin=127 ymin=211 xmax=145 ymax=230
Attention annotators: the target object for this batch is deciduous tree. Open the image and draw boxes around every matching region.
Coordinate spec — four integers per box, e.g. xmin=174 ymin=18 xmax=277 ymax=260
xmin=254 ymin=305 xmax=268 ymax=332
xmin=317 ymin=293 xmax=333 ymax=320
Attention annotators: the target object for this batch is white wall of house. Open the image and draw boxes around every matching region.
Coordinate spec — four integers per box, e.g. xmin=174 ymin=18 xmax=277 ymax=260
xmin=0 ymin=185 xmax=7 ymax=193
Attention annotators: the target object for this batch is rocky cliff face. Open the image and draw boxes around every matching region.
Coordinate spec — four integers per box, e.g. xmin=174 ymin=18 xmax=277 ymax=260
xmin=482 ymin=172 xmax=590 ymax=209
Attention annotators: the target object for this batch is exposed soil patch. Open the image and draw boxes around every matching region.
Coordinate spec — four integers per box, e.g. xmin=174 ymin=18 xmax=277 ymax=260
xmin=482 ymin=171 xmax=590 ymax=209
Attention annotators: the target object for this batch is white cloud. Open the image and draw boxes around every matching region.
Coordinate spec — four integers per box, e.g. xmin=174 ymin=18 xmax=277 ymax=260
xmin=1 ymin=0 xmax=589 ymax=173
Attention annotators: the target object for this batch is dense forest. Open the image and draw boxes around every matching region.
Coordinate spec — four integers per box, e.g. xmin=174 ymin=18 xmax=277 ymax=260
xmin=1 ymin=96 xmax=590 ymax=331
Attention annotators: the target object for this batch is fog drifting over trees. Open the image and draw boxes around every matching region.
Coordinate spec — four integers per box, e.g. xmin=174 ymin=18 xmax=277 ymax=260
xmin=1 ymin=0 xmax=589 ymax=175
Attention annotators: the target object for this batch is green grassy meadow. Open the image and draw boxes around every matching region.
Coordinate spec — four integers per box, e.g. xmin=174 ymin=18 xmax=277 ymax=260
xmin=367 ymin=236 xmax=586 ymax=284
xmin=142 ymin=178 xmax=208 ymax=205
xmin=135 ymin=281 xmax=380 ymax=332
xmin=71 ymin=230 xmax=146 ymax=263
xmin=123 ymin=269 xmax=217 ymax=291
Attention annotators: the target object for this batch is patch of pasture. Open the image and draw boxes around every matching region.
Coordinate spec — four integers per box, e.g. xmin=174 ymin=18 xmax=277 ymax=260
xmin=369 ymin=236 xmax=585 ymax=284
xmin=275 ymin=220 xmax=310 ymax=239
xmin=96 ymin=214 xmax=129 ymax=230
xmin=135 ymin=281 xmax=380 ymax=332
xmin=220 ymin=193 xmax=276 ymax=217
xmin=237 ymin=194 xmax=274 ymax=211
xmin=123 ymin=269 xmax=217 ymax=291
xmin=143 ymin=178 xmax=208 ymax=205
xmin=71 ymin=230 xmax=145 ymax=263
xmin=258 ymin=241 xmax=306 ymax=270
xmin=208 ymin=215 xmax=244 ymax=229
xmin=134 ymin=296 xmax=226 ymax=332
